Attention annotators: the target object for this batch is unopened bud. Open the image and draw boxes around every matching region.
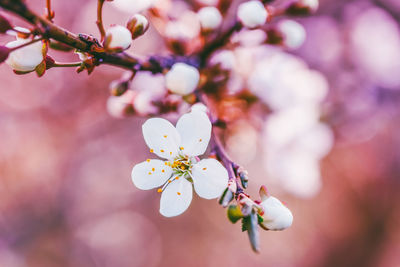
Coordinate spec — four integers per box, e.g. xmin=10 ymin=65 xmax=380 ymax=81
xmin=259 ymin=195 xmax=293 ymax=231
xmin=109 ymin=79 xmax=130 ymax=96
xmin=0 ymin=14 xmax=12 ymax=33
xmin=104 ymin=25 xmax=132 ymax=52
xmin=238 ymin=168 xmax=249 ymax=188
xmin=165 ymin=62 xmax=200 ymax=95
xmin=237 ymin=1 xmax=268 ymax=29
xmin=126 ymin=14 xmax=149 ymax=40
xmin=277 ymin=20 xmax=306 ymax=49
xmin=285 ymin=0 xmax=319 ymax=16
xmin=0 ymin=46 xmax=10 ymax=63
xmin=197 ymin=7 xmax=222 ymax=31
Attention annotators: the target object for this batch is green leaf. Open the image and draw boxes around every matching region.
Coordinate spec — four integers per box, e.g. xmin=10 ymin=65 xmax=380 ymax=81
xmin=227 ymin=205 xmax=243 ymax=224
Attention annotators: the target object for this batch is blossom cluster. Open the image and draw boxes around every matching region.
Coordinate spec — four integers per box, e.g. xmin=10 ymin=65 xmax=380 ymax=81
xmin=0 ymin=0 xmax=326 ymax=252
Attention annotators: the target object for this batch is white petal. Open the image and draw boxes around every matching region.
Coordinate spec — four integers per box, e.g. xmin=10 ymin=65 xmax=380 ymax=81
xmin=142 ymin=118 xmax=181 ymax=159
xmin=260 ymin=196 xmax=293 ymax=230
xmin=191 ymin=159 xmax=228 ymax=199
xmin=160 ymin=177 xmax=193 ymax=217
xmin=131 ymin=159 xmax=172 ymax=190
xmin=176 ymin=110 xmax=211 ymax=156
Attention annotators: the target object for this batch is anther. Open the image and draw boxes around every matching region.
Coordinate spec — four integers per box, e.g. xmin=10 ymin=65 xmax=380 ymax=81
xmin=177 ymin=192 xmax=181 ymax=195
xmin=150 ymin=149 xmax=154 ymax=153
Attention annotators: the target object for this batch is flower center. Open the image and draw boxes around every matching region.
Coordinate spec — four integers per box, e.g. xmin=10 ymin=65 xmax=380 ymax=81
xmin=169 ymin=155 xmax=192 ymax=175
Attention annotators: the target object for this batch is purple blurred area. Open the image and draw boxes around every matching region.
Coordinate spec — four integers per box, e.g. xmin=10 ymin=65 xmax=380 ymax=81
xmin=1 ymin=0 xmax=400 ymax=266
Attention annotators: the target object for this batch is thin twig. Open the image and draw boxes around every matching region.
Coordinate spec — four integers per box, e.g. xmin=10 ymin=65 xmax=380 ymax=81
xmin=96 ymin=0 xmax=106 ymax=42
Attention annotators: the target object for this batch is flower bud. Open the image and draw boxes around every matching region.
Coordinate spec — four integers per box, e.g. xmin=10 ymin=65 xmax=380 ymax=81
xmin=104 ymin=25 xmax=132 ymax=51
xmin=197 ymin=7 xmax=222 ymax=31
xmin=237 ymin=1 xmax=268 ymax=29
xmin=165 ymin=63 xmax=200 ymax=95
xmin=0 ymin=14 xmax=12 ymax=33
xmin=286 ymin=0 xmax=319 ymax=16
xmin=126 ymin=14 xmax=149 ymax=40
xmin=109 ymin=79 xmax=130 ymax=96
xmin=277 ymin=20 xmax=306 ymax=49
xmin=0 ymin=46 xmax=10 ymax=63
xmin=259 ymin=194 xmax=293 ymax=231
xmin=106 ymin=90 xmax=135 ymax=118
xmin=5 ymin=39 xmax=44 ymax=72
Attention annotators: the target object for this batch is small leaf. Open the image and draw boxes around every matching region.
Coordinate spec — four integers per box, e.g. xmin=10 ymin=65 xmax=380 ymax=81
xmin=35 ymin=60 xmax=46 ymax=77
xmin=242 ymin=211 xmax=260 ymax=252
xmin=227 ymin=205 xmax=243 ymax=224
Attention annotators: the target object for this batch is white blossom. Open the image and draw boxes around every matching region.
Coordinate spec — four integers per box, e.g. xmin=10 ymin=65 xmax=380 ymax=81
xmin=277 ymin=20 xmax=306 ymax=50
xmin=131 ymin=108 xmax=229 ymax=217
xmin=164 ymin=11 xmax=201 ymax=40
xmin=165 ymin=63 xmax=200 ymax=95
xmin=237 ymin=1 xmax=268 ymax=29
xmin=5 ymin=38 xmax=43 ymax=72
xmin=197 ymin=7 xmax=223 ymax=30
xmin=105 ymin=25 xmax=132 ymax=51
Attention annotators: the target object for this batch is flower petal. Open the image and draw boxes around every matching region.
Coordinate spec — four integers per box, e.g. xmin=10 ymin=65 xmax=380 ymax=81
xmin=160 ymin=177 xmax=193 ymax=217
xmin=191 ymin=158 xmax=228 ymax=199
xmin=131 ymin=159 xmax=172 ymax=190
xmin=142 ymin=118 xmax=181 ymax=159
xmin=176 ymin=110 xmax=211 ymax=156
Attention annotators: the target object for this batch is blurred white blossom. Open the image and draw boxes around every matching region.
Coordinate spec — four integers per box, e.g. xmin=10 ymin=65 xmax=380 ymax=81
xmin=197 ymin=7 xmax=223 ymax=30
xmin=277 ymin=20 xmax=306 ymax=50
xmin=237 ymin=1 xmax=268 ymax=29
xmin=165 ymin=63 xmax=200 ymax=95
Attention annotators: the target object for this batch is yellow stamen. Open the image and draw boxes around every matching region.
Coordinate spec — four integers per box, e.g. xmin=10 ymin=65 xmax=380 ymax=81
xmin=164 ymin=162 xmax=168 ymax=166
xmin=203 ymin=167 xmax=207 ymax=170
xmin=150 ymin=149 xmax=154 ymax=153
xmin=157 ymin=188 xmax=162 ymax=193
xmin=179 ymin=147 xmax=184 ymax=150
xmin=162 ymin=169 xmax=165 ymax=173
xmin=181 ymin=166 xmax=185 ymax=170
xmin=160 ymin=149 xmax=164 ymax=152
xmin=199 ymin=138 xmax=202 ymax=142
xmin=148 ymin=172 xmax=152 ymax=175
xmin=146 ymin=159 xmax=150 ymax=162
xmin=152 ymin=168 xmax=155 ymax=171
xmin=163 ymin=135 xmax=167 ymax=138
xmin=177 ymin=192 xmax=181 ymax=195
xmin=170 ymin=151 xmax=172 ymax=155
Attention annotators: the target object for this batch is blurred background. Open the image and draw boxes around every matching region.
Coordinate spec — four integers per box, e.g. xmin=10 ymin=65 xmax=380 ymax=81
xmin=1 ymin=0 xmax=400 ymax=266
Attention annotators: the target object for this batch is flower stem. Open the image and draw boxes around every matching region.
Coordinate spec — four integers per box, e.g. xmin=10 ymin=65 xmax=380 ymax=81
xmin=96 ymin=0 xmax=106 ymax=42
xmin=52 ymin=61 xmax=82 ymax=67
